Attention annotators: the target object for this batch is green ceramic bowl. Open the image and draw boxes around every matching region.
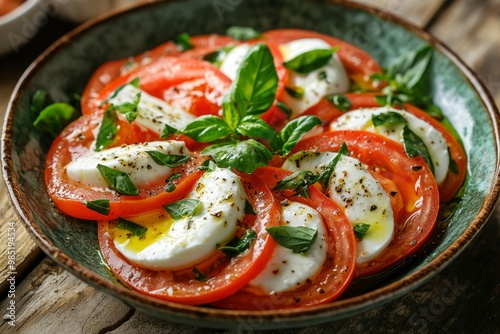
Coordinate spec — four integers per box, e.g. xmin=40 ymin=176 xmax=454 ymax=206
xmin=3 ymin=0 xmax=500 ymax=329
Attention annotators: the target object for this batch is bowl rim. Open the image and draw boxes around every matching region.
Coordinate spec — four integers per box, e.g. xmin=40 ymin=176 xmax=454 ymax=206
xmin=0 ymin=0 xmax=41 ymax=25
xmin=3 ymin=0 xmax=500 ymax=327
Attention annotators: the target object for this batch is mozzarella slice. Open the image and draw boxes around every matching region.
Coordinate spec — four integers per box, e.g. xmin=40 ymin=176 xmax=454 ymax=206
xmin=114 ymin=167 xmax=247 ymax=270
xmin=330 ymin=107 xmax=449 ymax=184
xmin=66 ymin=140 xmax=189 ymax=189
xmin=249 ymin=201 xmax=327 ymax=293
xmin=280 ymin=38 xmax=349 ymax=117
xmin=282 ymin=151 xmax=394 ymax=264
xmin=108 ymin=84 xmax=195 ymax=134
xmin=219 ymin=43 xmax=251 ymax=80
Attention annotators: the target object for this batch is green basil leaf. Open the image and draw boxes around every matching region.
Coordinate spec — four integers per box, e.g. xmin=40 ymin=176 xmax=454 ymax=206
xmin=318 ymin=71 xmax=327 ymax=80
xmin=203 ymin=46 xmax=235 ymax=66
xmin=181 ymin=115 xmax=233 ymax=142
xmin=173 ymin=32 xmax=194 ymax=51
xmin=375 ymin=94 xmax=405 ymax=108
xmin=30 ymin=90 xmax=50 ymax=114
xmin=198 ymin=159 xmax=217 ymax=172
xmin=100 ymin=77 xmax=140 ymax=107
xmin=95 ymin=106 xmax=119 ymax=151
xmin=271 ymin=115 xmax=322 ymax=156
xmin=117 ymin=218 xmax=147 ymax=238
xmin=129 ymin=77 xmax=140 ymax=88
xmin=326 ymin=94 xmax=352 ymax=112
xmin=192 ymin=267 xmax=208 ymax=282
xmin=96 ymin=164 xmax=140 ymax=196
xmin=285 ymin=86 xmax=304 ymax=98
xmin=226 ymin=43 xmax=278 ymax=116
xmin=372 ymin=111 xmax=408 ymax=127
xmin=33 ymin=102 xmax=80 ymax=138
xmin=163 ymin=199 xmax=202 ymax=220
xmin=317 ymin=142 xmax=349 ymax=190
xmin=448 ymin=147 xmax=459 ymax=174
xmin=222 ymin=99 xmax=240 ymax=131
xmin=236 ymin=115 xmax=276 ymax=140
xmin=353 ymin=223 xmax=370 ymax=240
xmin=218 ymin=229 xmax=257 ymax=257
xmin=85 ymin=199 xmax=110 ymax=215
xmin=402 ymin=125 xmax=434 ymax=174
xmin=276 ymin=100 xmax=292 ymax=118
xmin=161 ymin=124 xmax=178 ymax=138
xmin=112 ymin=91 xmax=141 ymax=123
xmin=164 ymin=172 xmax=182 ymax=193
xmin=202 ymin=140 xmax=273 ymax=174
xmin=283 ymin=48 xmax=337 ymax=74
xmin=266 ymin=226 xmax=318 ymax=253
xmin=226 ymin=26 xmax=261 ymax=41
xmin=244 ymin=199 xmax=255 ymax=215
xmin=146 ymin=151 xmax=190 ymax=167
xmin=272 ymin=170 xmax=318 ymax=198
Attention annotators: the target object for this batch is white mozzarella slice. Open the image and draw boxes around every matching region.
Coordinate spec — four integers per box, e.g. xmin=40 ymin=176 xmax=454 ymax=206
xmin=280 ymin=38 xmax=349 ymax=117
xmin=283 ymin=151 xmax=394 ymax=264
xmin=114 ymin=167 xmax=247 ymax=270
xmin=66 ymin=140 xmax=189 ymax=189
xmin=249 ymin=201 xmax=327 ymax=293
xmin=330 ymin=107 xmax=449 ymax=184
xmin=108 ymin=84 xmax=195 ymax=134
xmin=219 ymin=43 xmax=251 ymax=80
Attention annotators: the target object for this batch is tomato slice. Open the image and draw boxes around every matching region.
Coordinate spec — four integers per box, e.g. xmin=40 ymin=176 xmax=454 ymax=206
xmin=45 ymin=112 xmax=204 ymax=220
xmin=264 ymin=29 xmax=383 ymax=89
xmin=292 ymin=130 xmax=439 ymax=276
xmin=98 ymin=172 xmax=279 ymax=305
xmin=304 ymin=92 xmax=467 ymax=201
xmin=213 ymin=167 xmax=356 ymax=309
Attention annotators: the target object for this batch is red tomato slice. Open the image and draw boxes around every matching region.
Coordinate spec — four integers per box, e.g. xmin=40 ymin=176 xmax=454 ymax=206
xmin=98 ymin=172 xmax=279 ymax=305
xmin=292 ymin=130 xmax=439 ymax=276
xmin=81 ymin=35 xmax=235 ymax=115
xmin=45 ymin=112 xmax=204 ymax=220
xmin=213 ymin=166 xmax=357 ymax=309
xmin=264 ymin=29 xmax=383 ymax=90
xmin=303 ymin=93 xmax=467 ymax=201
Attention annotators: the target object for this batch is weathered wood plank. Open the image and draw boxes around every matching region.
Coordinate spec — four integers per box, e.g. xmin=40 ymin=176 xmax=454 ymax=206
xmin=430 ymin=0 xmax=500 ymax=107
xmin=351 ymin=0 xmax=447 ymax=27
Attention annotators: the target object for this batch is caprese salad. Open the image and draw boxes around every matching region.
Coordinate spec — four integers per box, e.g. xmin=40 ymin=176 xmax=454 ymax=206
xmin=33 ymin=27 xmax=467 ymax=309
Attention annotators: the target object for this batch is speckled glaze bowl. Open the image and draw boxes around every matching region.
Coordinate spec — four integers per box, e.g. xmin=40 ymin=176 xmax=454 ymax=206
xmin=3 ymin=0 xmax=500 ymax=329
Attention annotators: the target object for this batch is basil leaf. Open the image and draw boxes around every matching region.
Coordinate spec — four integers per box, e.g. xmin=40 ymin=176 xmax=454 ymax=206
xmin=33 ymin=102 xmax=80 ymax=138
xmin=317 ymin=142 xmax=349 ymax=190
xmin=353 ymin=223 xmax=370 ymax=240
xmin=181 ymin=115 xmax=233 ymax=142
xmin=236 ymin=115 xmax=276 ymax=140
xmin=164 ymin=199 xmax=202 ymax=220
xmin=218 ymin=229 xmax=257 ymax=257
xmin=266 ymin=226 xmax=318 ymax=254
xmin=95 ymin=106 xmax=119 ymax=151
xmin=203 ymin=46 xmax=235 ymax=66
xmin=372 ymin=111 xmax=408 ymax=127
xmin=129 ymin=77 xmax=140 ymax=88
xmin=273 ymin=170 xmax=317 ymax=198
xmin=192 ymin=267 xmax=208 ymax=282
xmin=222 ymin=98 xmax=240 ymax=131
xmin=276 ymin=100 xmax=292 ymax=118
xmin=448 ymin=147 xmax=459 ymax=174
xmin=283 ymin=48 xmax=337 ymax=74
xmin=30 ymin=90 xmax=50 ymax=114
xmin=198 ymin=159 xmax=217 ymax=172
xmin=146 ymin=151 xmax=190 ymax=167
xmin=202 ymin=140 xmax=273 ymax=174
xmin=85 ymin=199 xmax=110 ymax=215
xmin=164 ymin=172 xmax=182 ymax=193
xmin=226 ymin=26 xmax=261 ymax=41
xmin=117 ymin=218 xmax=147 ymax=238
xmin=375 ymin=94 xmax=406 ymax=108
xmin=112 ymin=91 xmax=141 ymax=123
xmin=271 ymin=116 xmax=322 ymax=156
xmin=244 ymin=199 xmax=255 ymax=215
xmin=226 ymin=43 xmax=278 ymax=116
xmin=285 ymin=86 xmax=304 ymax=98
xmin=173 ymin=32 xmax=194 ymax=51
xmin=402 ymin=125 xmax=434 ymax=174
xmin=318 ymin=71 xmax=327 ymax=80
xmin=100 ymin=77 xmax=140 ymax=107
xmin=96 ymin=164 xmax=140 ymax=196
xmin=326 ymin=94 xmax=352 ymax=112
xmin=161 ymin=124 xmax=178 ymax=138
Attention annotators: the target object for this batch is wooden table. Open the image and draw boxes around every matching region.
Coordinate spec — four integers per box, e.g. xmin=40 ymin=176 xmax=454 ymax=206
xmin=1 ymin=1 xmax=499 ymax=333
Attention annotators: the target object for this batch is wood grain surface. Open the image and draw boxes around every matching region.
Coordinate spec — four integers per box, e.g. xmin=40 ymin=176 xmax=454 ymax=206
xmin=1 ymin=0 xmax=498 ymax=333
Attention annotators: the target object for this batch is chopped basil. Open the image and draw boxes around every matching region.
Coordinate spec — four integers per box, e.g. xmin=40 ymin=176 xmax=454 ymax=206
xmin=316 ymin=142 xmax=349 ymax=190
xmin=161 ymin=124 xmax=178 ymax=138
xmin=85 ymin=199 xmax=110 ymax=215
xmin=271 ymin=116 xmax=322 ymax=156
xmin=244 ymin=199 xmax=255 ymax=215
xmin=117 ymin=218 xmax=147 ymax=238
xmin=112 ymin=91 xmax=141 ymax=123
xmin=402 ymin=125 xmax=435 ymax=174
xmin=99 ymin=77 xmax=140 ymax=107
xmin=33 ymin=102 xmax=80 ymax=138
xmin=30 ymin=90 xmax=50 ymax=114
xmin=218 ymin=229 xmax=257 ymax=257
xmin=192 ymin=267 xmax=208 ymax=282
xmin=164 ymin=173 xmax=182 ymax=193
xmin=276 ymin=100 xmax=292 ymax=118
xmin=318 ymin=71 xmax=327 ymax=80
xmin=448 ymin=147 xmax=459 ymax=174
xmin=173 ymin=32 xmax=194 ymax=51
xmin=198 ymin=159 xmax=217 ymax=172
xmin=146 ymin=151 xmax=190 ymax=167
xmin=326 ymin=94 xmax=352 ymax=112
xmin=353 ymin=223 xmax=370 ymax=240
xmin=285 ymin=86 xmax=304 ymax=98
xmin=283 ymin=48 xmax=338 ymax=74
xmin=375 ymin=94 xmax=405 ymax=109
xmin=163 ymin=199 xmax=202 ymax=220
xmin=226 ymin=26 xmax=261 ymax=41
xmin=273 ymin=170 xmax=318 ymax=198
xmin=371 ymin=111 xmax=408 ymax=127
xmin=266 ymin=226 xmax=318 ymax=254
xmin=95 ymin=106 xmax=119 ymax=151
xmin=96 ymin=164 xmax=140 ymax=196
